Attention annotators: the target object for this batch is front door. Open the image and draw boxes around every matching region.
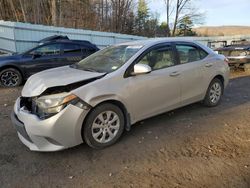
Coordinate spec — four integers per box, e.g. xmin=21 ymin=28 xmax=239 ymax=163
xmin=126 ymin=44 xmax=181 ymax=121
xmin=22 ymin=43 xmax=62 ymax=76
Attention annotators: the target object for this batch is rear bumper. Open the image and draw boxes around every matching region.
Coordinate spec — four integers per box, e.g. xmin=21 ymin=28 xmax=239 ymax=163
xmin=227 ymin=56 xmax=250 ymax=64
xmin=11 ymin=97 xmax=90 ymax=152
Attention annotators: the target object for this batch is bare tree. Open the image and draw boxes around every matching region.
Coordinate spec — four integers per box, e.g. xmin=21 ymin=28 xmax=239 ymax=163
xmin=0 ymin=0 xmax=202 ymax=37
xmin=51 ymin=0 xmax=57 ymax=26
xmin=172 ymin=0 xmax=190 ymax=36
xmin=9 ymin=0 xmax=19 ymax=21
xmin=163 ymin=0 xmax=173 ymax=36
xmin=19 ymin=0 xmax=27 ymax=22
xmin=162 ymin=0 xmax=204 ymax=36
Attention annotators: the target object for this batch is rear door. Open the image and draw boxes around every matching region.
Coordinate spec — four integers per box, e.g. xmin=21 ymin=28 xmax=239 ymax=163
xmin=61 ymin=43 xmax=83 ymax=65
xmin=174 ymin=43 xmax=209 ymax=105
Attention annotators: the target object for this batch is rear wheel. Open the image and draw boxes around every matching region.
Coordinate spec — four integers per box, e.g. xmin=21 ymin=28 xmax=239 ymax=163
xmin=203 ymin=78 xmax=223 ymax=107
xmin=0 ymin=68 xmax=22 ymax=87
xmin=83 ymin=103 xmax=125 ymax=149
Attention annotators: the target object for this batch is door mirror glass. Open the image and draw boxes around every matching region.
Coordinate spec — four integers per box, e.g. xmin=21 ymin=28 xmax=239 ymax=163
xmin=132 ymin=63 xmax=152 ymax=75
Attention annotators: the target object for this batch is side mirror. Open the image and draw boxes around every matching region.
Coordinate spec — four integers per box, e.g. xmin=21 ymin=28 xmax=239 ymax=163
xmin=32 ymin=52 xmax=42 ymax=59
xmin=132 ymin=63 xmax=152 ymax=75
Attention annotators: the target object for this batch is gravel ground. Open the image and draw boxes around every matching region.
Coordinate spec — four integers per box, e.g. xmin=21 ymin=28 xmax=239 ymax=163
xmin=0 ymin=71 xmax=250 ymax=188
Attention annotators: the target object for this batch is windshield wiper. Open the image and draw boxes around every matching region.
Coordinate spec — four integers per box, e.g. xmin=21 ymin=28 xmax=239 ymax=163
xmin=82 ymin=68 xmax=105 ymax=73
xmin=82 ymin=68 xmax=98 ymax=72
xmin=70 ymin=64 xmax=105 ymax=73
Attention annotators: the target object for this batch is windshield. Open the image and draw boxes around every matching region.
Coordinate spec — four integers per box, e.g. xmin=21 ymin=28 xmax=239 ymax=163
xmin=75 ymin=45 xmax=143 ymax=73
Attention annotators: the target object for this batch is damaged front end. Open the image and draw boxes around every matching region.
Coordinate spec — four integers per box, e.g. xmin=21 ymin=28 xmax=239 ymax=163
xmin=19 ymin=93 xmax=91 ymax=120
xmin=11 ymin=66 xmax=107 ymax=151
xmin=20 ymin=76 xmax=104 ymax=120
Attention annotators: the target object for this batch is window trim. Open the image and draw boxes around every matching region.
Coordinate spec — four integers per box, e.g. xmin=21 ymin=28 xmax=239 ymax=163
xmin=124 ymin=42 xmax=177 ymax=78
xmin=174 ymin=42 xmax=208 ymax=64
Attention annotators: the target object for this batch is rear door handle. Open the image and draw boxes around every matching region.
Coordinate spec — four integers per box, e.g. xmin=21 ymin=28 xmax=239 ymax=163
xmin=205 ymin=63 xmax=213 ymax=67
xmin=170 ymin=71 xmax=180 ymax=77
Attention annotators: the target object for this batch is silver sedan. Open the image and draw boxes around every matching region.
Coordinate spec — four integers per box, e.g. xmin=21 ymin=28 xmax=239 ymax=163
xmin=11 ymin=38 xmax=230 ymax=151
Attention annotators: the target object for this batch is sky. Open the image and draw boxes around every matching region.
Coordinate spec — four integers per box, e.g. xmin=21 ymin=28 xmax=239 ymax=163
xmin=148 ymin=0 xmax=250 ymax=26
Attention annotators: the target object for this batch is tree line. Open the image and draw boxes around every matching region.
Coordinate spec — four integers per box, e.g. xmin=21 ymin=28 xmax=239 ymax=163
xmin=0 ymin=0 xmax=204 ymax=37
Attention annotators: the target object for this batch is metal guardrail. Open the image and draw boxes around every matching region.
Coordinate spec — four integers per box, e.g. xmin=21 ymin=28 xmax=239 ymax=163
xmin=0 ymin=20 xmax=146 ymax=53
xmin=0 ymin=20 xmax=250 ymax=53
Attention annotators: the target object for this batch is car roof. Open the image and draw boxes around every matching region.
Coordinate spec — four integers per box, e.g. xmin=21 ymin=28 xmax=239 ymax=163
xmin=38 ymin=35 xmax=98 ymax=49
xmin=39 ymin=35 xmax=69 ymax=42
xmin=116 ymin=38 xmax=214 ymax=54
xmin=39 ymin=40 xmax=99 ymax=50
xmin=116 ymin=38 xmax=203 ymax=46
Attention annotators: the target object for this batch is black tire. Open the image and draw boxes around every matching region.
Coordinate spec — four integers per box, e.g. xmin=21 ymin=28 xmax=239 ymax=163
xmin=0 ymin=68 xmax=22 ymax=87
xmin=203 ymin=78 xmax=223 ymax=107
xmin=83 ymin=103 xmax=125 ymax=149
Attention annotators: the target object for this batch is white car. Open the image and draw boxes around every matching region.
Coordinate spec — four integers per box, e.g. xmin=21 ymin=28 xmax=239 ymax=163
xmin=11 ymin=38 xmax=230 ymax=151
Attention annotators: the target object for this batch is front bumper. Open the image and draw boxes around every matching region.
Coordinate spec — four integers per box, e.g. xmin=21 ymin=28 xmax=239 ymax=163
xmin=11 ymin=97 xmax=90 ymax=152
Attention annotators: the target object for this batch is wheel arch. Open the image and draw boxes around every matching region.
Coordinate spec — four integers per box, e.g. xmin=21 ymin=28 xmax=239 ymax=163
xmin=211 ymin=74 xmax=225 ymax=93
xmin=81 ymin=99 xmax=131 ymax=141
xmin=213 ymin=75 xmax=224 ymax=86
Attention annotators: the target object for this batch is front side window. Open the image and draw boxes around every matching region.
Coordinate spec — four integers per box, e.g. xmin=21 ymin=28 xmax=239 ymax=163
xmin=138 ymin=45 xmax=175 ymax=70
xmin=176 ymin=44 xmax=208 ymax=64
xmin=30 ymin=44 xmax=61 ymax=56
xmin=76 ymin=45 xmax=142 ymax=73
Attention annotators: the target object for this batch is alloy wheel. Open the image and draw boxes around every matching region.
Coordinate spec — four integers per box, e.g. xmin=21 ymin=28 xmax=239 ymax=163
xmin=209 ymin=82 xmax=222 ymax=104
xmin=91 ymin=110 xmax=120 ymax=143
xmin=0 ymin=70 xmax=20 ymax=87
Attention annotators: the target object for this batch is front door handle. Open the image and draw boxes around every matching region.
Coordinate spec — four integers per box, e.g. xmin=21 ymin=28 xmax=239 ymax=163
xmin=170 ymin=71 xmax=180 ymax=77
xmin=205 ymin=63 xmax=213 ymax=67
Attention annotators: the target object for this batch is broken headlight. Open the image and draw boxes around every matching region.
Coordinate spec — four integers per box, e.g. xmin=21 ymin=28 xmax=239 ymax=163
xmin=35 ymin=93 xmax=82 ymax=119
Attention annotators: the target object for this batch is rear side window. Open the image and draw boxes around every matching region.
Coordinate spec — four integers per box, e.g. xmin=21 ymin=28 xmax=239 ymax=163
xmin=63 ymin=44 xmax=81 ymax=54
xmin=176 ymin=44 xmax=208 ymax=64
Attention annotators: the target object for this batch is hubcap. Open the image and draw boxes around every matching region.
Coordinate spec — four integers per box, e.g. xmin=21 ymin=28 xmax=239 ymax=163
xmin=209 ymin=82 xmax=222 ymax=104
xmin=0 ymin=71 xmax=19 ymax=86
xmin=91 ymin=111 xmax=120 ymax=143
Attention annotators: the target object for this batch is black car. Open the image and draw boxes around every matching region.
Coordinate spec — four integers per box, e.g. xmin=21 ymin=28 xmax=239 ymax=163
xmin=0 ymin=37 xmax=99 ymax=87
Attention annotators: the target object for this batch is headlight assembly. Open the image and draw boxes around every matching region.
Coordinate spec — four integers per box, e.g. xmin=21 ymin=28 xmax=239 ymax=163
xmin=35 ymin=93 xmax=89 ymax=119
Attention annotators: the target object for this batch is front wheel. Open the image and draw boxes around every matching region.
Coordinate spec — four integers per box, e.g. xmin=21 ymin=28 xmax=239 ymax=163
xmin=203 ymin=78 xmax=223 ymax=107
xmin=83 ymin=103 xmax=125 ymax=149
xmin=0 ymin=68 xmax=22 ymax=87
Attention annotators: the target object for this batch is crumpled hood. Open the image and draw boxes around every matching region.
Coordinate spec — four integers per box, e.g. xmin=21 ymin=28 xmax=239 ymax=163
xmin=22 ymin=66 xmax=105 ymax=97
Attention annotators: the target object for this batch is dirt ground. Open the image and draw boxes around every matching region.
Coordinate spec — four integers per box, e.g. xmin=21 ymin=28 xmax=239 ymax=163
xmin=0 ymin=71 xmax=250 ymax=188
